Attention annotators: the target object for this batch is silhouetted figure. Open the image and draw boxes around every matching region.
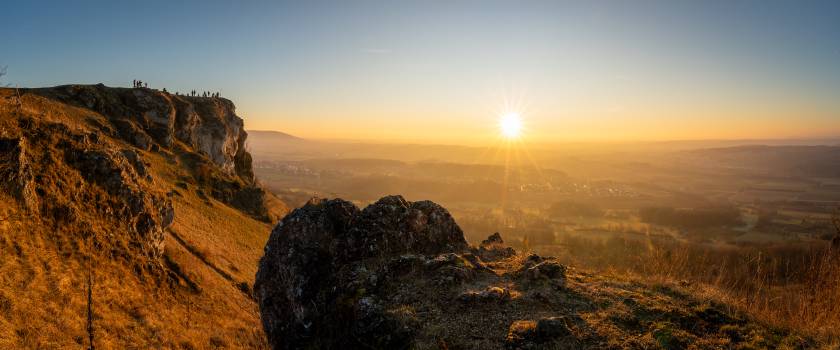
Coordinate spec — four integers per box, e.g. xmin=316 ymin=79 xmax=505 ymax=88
xmin=144 ymin=82 xmax=148 ymax=88
xmin=162 ymin=88 xmax=167 ymax=93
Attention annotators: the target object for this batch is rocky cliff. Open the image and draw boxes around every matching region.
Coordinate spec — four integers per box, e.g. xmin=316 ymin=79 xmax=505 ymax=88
xmin=0 ymin=85 xmax=286 ymax=348
xmin=1 ymin=84 xmax=280 ymax=261
xmin=255 ymin=195 xmax=808 ymax=350
xmin=33 ymin=84 xmax=256 ymax=183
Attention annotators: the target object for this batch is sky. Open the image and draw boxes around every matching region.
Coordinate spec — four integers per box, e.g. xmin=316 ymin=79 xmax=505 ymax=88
xmin=2 ymin=0 xmax=840 ymax=145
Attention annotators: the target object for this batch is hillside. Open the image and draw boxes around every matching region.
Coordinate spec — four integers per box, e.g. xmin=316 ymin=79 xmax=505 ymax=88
xmin=254 ymin=196 xmax=814 ymax=349
xmin=0 ymin=84 xmax=287 ymax=348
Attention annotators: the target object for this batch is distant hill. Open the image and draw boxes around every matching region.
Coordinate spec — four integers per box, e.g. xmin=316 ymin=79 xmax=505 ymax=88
xmin=246 ymin=129 xmax=306 ymax=141
xmin=687 ymin=145 xmax=840 ymax=177
xmin=245 ymin=131 xmax=493 ymax=163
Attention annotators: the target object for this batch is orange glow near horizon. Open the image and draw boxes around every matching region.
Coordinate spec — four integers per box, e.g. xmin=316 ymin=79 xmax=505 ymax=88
xmin=243 ymin=103 xmax=840 ymax=146
xmin=239 ymin=82 xmax=840 ymax=146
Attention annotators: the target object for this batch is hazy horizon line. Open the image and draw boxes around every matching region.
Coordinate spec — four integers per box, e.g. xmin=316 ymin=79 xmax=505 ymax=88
xmin=246 ymin=128 xmax=840 ymax=148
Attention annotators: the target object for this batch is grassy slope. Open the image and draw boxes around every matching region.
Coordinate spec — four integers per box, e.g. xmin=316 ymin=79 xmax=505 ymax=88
xmin=1 ymin=87 xmax=827 ymax=349
xmin=0 ymin=88 xmax=282 ymax=349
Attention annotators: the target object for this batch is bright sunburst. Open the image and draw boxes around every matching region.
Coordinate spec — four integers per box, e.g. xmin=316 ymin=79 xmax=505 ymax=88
xmin=499 ymin=112 xmax=522 ymax=139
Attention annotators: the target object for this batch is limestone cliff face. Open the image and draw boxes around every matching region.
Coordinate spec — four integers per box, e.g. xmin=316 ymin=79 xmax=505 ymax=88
xmin=0 ymin=84 xmax=282 ymax=264
xmin=34 ymin=84 xmax=255 ymax=184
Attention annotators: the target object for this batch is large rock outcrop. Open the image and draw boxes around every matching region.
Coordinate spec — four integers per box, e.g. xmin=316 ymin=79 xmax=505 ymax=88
xmin=0 ymin=84 xmax=281 ymax=264
xmin=22 ymin=84 xmax=284 ymax=222
xmin=33 ymin=84 xmax=255 ymax=183
xmin=0 ymin=116 xmax=172 ymax=260
xmin=254 ymin=195 xmax=469 ymax=349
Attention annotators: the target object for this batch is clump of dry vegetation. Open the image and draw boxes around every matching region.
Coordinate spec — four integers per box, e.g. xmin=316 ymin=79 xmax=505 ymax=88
xmin=538 ymin=229 xmax=840 ymax=344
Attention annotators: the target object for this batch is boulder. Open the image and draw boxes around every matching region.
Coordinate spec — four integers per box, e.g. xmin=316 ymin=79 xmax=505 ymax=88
xmin=523 ymin=261 xmax=567 ymax=281
xmin=474 ymin=232 xmax=517 ymax=261
xmin=457 ymin=286 xmax=512 ymax=304
xmin=506 ymin=317 xmax=572 ymax=349
xmin=254 ymin=195 xmax=469 ymax=349
xmin=482 ymin=232 xmax=505 ymax=246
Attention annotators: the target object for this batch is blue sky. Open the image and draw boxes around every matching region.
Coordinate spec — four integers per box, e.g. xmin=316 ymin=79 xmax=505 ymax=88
xmin=2 ymin=1 xmax=839 ymax=143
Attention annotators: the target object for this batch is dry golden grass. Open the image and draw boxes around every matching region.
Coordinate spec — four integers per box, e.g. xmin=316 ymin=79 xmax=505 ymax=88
xmin=538 ymin=234 xmax=840 ymax=345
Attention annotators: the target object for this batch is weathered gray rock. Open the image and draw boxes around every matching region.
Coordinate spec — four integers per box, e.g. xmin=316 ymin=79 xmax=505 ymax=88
xmin=523 ymin=261 xmax=566 ymax=281
xmin=64 ymin=144 xmax=172 ymax=257
xmin=482 ymin=232 xmax=505 ymax=246
xmin=474 ymin=232 xmax=517 ymax=261
xmin=505 ymin=317 xmax=572 ymax=349
xmin=457 ymin=286 xmax=512 ymax=304
xmin=254 ymin=195 xmax=469 ymax=349
xmin=34 ymin=84 xmax=255 ymax=183
xmin=1 ymin=116 xmax=173 ymax=260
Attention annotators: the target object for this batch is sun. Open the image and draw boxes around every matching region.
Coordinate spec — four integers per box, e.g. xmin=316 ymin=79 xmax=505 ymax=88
xmin=499 ymin=112 xmax=522 ymax=139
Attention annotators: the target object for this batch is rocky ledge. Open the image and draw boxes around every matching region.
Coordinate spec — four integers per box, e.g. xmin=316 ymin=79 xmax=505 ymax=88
xmin=255 ymin=195 xmax=808 ymax=350
xmin=0 ymin=84 xmax=280 ymax=264
xmin=32 ymin=84 xmax=255 ymax=183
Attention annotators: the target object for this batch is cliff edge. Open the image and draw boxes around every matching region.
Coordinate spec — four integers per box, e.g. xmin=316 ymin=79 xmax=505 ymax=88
xmin=0 ymin=84 xmax=286 ymax=348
